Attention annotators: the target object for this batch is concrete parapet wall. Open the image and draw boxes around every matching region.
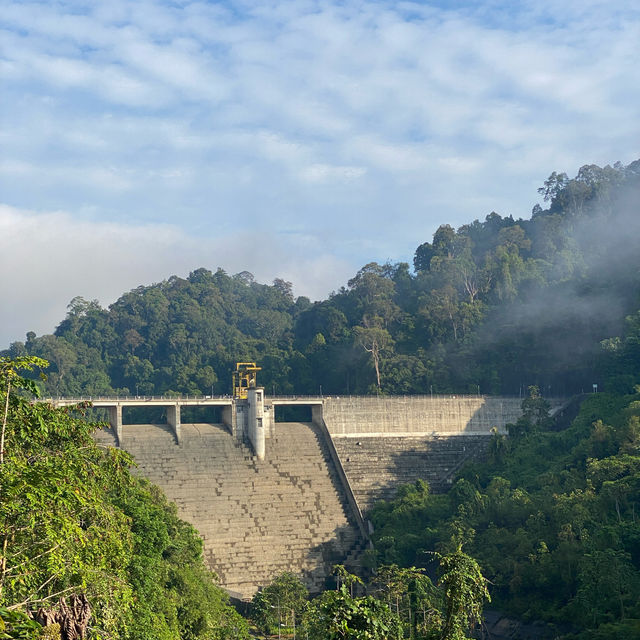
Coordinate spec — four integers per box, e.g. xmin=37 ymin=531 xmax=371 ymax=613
xmin=323 ymin=396 xmax=523 ymax=437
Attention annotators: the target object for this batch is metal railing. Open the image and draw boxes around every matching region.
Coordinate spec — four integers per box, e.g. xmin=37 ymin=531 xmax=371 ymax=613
xmin=38 ymin=395 xmax=234 ymax=402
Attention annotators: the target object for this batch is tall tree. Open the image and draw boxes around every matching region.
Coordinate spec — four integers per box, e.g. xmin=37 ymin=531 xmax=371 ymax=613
xmin=435 ymin=545 xmax=490 ymax=640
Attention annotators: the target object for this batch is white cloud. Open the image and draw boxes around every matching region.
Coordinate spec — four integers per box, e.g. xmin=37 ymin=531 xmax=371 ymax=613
xmin=0 ymin=205 xmax=355 ymax=347
xmin=299 ymin=164 xmax=366 ymax=183
xmin=1 ymin=0 xmax=639 ymax=345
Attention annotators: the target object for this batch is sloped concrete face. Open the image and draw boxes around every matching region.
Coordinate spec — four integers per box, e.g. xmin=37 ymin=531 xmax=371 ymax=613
xmin=332 ymin=435 xmax=492 ymax=512
xmin=321 ymin=396 xmax=524 ymax=512
xmin=104 ymin=422 xmax=360 ymax=600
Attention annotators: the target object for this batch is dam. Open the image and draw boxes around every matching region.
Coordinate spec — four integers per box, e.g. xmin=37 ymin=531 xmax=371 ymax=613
xmin=49 ymin=392 xmax=549 ymax=599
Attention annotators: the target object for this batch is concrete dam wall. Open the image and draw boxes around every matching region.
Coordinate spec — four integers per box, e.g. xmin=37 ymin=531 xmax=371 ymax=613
xmin=92 ymin=395 xmax=527 ymax=598
xmin=322 ymin=396 xmax=523 ymax=436
xmin=322 ymin=396 xmax=524 ymax=513
xmin=95 ymin=420 xmax=361 ymax=600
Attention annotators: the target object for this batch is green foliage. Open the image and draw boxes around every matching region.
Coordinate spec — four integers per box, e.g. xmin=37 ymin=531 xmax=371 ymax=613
xmin=251 ymin=572 xmax=308 ymax=634
xmin=0 ymin=357 xmax=248 ymax=640
xmin=370 ymin=385 xmax=640 ymax=637
xmin=434 ymin=545 xmax=489 ymax=640
xmin=0 ymin=376 xmax=135 ymax=636
xmin=303 ymin=567 xmax=402 ymax=640
xmin=306 ymin=561 xmax=487 ymax=640
xmin=371 ymin=565 xmax=442 ymax=639
xmin=0 ymin=608 xmax=43 ymax=639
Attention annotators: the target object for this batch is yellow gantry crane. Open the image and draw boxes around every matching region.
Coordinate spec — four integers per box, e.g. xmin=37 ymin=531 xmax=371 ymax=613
xmin=232 ymin=362 xmax=261 ymax=399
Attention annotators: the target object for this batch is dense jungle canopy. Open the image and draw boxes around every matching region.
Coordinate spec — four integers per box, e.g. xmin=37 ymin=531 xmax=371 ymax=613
xmin=4 ymin=160 xmax=640 ymax=399
xmin=6 ymin=160 xmax=640 ymax=400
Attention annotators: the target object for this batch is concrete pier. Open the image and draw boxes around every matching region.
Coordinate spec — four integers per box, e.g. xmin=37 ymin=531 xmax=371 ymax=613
xmin=47 ymin=396 xmax=233 ymax=447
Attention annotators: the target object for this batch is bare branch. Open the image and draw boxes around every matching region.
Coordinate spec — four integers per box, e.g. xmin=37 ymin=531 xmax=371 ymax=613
xmin=7 ymin=586 xmax=76 ymax=611
xmin=4 ymin=543 xmax=62 ymax=575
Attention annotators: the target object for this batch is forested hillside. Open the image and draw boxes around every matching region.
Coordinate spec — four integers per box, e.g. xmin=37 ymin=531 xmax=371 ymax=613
xmin=0 ymin=356 xmax=248 ymax=639
xmin=3 ymin=159 xmax=640 ymax=639
xmin=368 ymin=332 xmax=640 ymax=638
xmin=4 ymin=159 xmax=639 ymax=398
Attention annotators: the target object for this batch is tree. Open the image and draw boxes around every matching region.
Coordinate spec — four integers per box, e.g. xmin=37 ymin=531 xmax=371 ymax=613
xmin=0 ymin=356 xmax=249 ymax=639
xmin=521 ymin=385 xmax=551 ymax=428
xmin=25 ymin=336 xmax=76 ymax=395
xmin=273 ymin=278 xmax=294 ymax=303
xmin=575 ymin=549 xmax=639 ymax=626
xmin=414 ymin=242 xmax=436 ymax=273
xmin=348 ymin=263 xmax=400 ymax=329
xmin=303 ymin=567 xmax=402 ymax=640
xmin=433 ymin=225 xmax=456 ymax=258
xmin=538 ymin=171 xmax=569 ymax=202
xmin=0 ymin=355 xmax=47 ymax=464
xmin=353 ymin=322 xmax=394 ymax=391
xmin=0 ymin=359 xmax=135 ymax=636
xmin=434 ymin=545 xmax=490 ymax=640
xmin=251 ymin=573 xmax=308 ymax=636
xmin=372 ymin=565 xmax=441 ymax=639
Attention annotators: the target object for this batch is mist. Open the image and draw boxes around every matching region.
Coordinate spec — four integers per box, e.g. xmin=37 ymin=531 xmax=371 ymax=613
xmin=474 ymin=165 xmax=640 ymax=393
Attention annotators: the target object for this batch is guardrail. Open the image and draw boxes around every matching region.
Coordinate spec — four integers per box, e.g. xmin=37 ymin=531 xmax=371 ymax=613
xmin=38 ymin=393 xmax=556 ymax=402
xmin=38 ymin=395 xmax=234 ymax=402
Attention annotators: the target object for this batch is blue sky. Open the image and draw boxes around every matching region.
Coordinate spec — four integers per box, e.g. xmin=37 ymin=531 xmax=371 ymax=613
xmin=1 ymin=0 xmax=639 ymax=346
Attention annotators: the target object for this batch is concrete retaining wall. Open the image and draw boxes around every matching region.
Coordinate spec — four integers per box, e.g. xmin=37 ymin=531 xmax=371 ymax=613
xmin=323 ymin=396 xmax=523 ymax=437
xmin=333 ymin=435 xmax=492 ymax=512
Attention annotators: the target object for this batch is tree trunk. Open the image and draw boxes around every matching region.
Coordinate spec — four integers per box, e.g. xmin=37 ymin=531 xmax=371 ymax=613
xmin=36 ymin=595 xmax=92 ymax=640
xmin=1 ymin=380 xmax=11 ymax=465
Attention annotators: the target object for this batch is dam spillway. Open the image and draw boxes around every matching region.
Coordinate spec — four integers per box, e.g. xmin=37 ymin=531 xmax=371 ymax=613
xmin=81 ymin=394 xmax=543 ymax=598
xmin=94 ymin=420 xmax=359 ymax=599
